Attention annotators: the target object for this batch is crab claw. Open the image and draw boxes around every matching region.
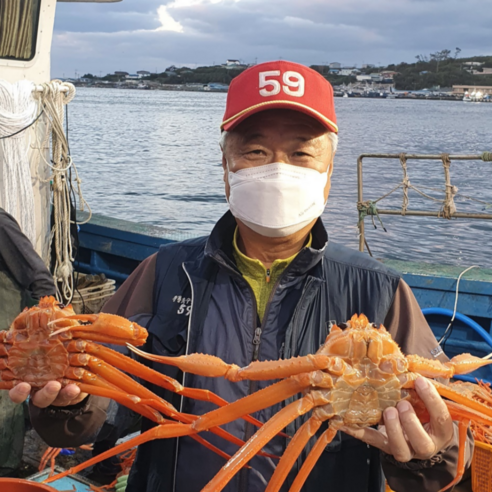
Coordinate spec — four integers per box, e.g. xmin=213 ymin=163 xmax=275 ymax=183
xmin=445 ymin=354 xmax=492 ymax=375
xmin=52 ymin=314 xmax=148 ymax=346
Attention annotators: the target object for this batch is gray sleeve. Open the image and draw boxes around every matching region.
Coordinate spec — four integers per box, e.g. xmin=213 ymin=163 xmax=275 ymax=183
xmin=382 ymin=279 xmax=474 ymax=491
xmin=0 ymin=209 xmax=55 ymax=299
xmin=29 ymin=395 xmax=111 ymax=448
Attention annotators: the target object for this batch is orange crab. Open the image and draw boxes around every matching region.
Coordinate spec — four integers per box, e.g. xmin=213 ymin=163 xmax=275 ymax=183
xmin=47 ymin=314 xmax=492 ymax=492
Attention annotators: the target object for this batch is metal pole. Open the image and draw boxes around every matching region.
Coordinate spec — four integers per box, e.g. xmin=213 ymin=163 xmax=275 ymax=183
xmin=376 ymin=210 xmax=492 ymax=219
xmin=358 ymin=153 xmax=488 ymax=161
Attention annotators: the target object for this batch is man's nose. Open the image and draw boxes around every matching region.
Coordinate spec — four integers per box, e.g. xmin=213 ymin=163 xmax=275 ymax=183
xmin=269 ymin=151 xmax=290 ymax=164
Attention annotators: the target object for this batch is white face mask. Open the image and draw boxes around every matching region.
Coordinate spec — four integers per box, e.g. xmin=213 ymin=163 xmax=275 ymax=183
xmin=227 ymin=162 xmax=328 ymax=237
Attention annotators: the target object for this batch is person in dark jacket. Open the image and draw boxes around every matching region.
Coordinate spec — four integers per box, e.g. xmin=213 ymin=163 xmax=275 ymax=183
xmin=0 ymin=207 xmax=56 ymax=475
xmin=12 ymin=61 xmax=472 ymax=492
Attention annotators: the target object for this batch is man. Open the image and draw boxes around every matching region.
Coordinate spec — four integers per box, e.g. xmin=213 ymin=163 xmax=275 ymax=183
xmin=0 ymin=207 xmax=56 ymax=475
xmin=12 ymin=61 xmax=471 ymax=491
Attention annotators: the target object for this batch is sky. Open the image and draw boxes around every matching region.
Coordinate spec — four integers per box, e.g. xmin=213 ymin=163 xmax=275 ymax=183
xmin=52 ymin=0 xmax=492 ymax=77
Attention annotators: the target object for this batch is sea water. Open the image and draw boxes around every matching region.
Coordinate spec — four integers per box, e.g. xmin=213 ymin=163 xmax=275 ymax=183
xmin=68 ymin=88 xmax=492 ymax=267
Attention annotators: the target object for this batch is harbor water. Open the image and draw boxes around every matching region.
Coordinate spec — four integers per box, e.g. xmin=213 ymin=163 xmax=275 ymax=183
xmin=70 ymin=88 xmax=492 ymax=267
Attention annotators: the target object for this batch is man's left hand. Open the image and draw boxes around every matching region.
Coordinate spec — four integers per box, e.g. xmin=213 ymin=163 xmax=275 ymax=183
xmin=341 ymin=377 xmax=454 ymax=462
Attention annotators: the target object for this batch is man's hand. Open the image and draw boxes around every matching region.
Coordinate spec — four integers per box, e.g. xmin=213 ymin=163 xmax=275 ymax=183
xmin=9 ymin=381 xmax=88 ymax=408
xmin=341 ymin=377 xmax=454 ymax=462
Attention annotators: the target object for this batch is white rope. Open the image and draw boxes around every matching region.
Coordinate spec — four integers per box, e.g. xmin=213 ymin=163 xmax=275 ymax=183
xmin=438 ymin=265 xmax=479 ymax=346
xmin=0 ymin=80 xmax=38 ymax=245
xmin=33 ymin=80 xmax=81 ymax=303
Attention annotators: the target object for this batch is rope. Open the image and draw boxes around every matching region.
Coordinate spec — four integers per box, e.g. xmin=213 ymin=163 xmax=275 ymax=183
xmin=439 ymin=154 xmax=458 ymax=219
xmin=0 ymin=79 xmax=38 ymax=245
xmin=482 ymin=152 xmax=492 ymax=162
xmin=358 ymin=201 xmax=387 ymax=232
xmin=34 ymin=80 xmax=90 ymax=304
xmin=0 ymin=108 xmax=44 ymax=139
xmin=399 ymin=153 xmax=409 ymax=215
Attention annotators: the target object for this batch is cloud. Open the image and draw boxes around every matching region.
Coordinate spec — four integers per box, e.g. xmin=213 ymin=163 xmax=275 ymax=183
xmin=157 ymin=5 xmax=183 ymax=32
xmin=51 ymin=0 xmax=492 ymax=76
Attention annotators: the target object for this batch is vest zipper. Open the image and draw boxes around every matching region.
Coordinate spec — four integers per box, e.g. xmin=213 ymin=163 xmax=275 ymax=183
xmin=239 ymin=269 xmax=289 ymax=492
xmin=252 ymin=327 xmax=262 ymax=361
xmin=172 ymin=263 xmax=195 ymax=492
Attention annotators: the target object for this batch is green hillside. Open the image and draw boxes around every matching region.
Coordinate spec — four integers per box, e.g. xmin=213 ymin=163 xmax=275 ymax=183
xmin=388 ymin=52 xmax=492 ymax=90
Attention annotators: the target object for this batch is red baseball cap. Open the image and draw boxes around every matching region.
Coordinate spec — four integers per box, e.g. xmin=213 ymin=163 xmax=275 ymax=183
xmin=221 ymin=60 xmax=338 ymax=133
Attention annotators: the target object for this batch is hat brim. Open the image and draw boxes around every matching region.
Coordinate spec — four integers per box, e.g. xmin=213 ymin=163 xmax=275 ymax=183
xmin=221 ymin=100 xmax=338 ymax=133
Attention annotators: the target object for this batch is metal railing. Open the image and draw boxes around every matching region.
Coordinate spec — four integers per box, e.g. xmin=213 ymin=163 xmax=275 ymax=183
xmin=357 ymin=152 xmax=492 ymax=252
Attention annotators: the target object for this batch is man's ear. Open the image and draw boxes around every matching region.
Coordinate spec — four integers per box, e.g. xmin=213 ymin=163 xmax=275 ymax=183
xmin=328 ymin=152 xmax=336 ymax=178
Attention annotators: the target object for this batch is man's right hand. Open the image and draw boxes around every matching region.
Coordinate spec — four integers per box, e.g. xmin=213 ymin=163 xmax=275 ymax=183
xmin=9 ymin=381 xmax=88 ymax=408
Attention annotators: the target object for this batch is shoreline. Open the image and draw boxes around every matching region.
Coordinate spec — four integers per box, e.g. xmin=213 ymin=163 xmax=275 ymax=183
xmin=69 ymin=84 xmax=492 ymax=102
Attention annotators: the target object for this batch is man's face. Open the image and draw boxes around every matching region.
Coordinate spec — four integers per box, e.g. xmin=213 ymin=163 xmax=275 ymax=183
xmin=222 ymin=109 xmax=335 ymax=203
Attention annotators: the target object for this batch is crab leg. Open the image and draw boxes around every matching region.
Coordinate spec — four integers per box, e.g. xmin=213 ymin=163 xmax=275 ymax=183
xmin=74 ymin=383 xmax=253 ymax=468
xmin=202 ymin=397 xmax=316 ymax=492
xmin=44 ymin=422 xmax=197 ymax=483
xmin=407 ymin=353 xmax=492 ymax=379
xmin=265 ymin=414 xmax=325 ymax=492
xmin=65 ymin=371 xmax=166 ymax=423
xmin=69 ymin=381 xmax=165 ymax=423
xmin=192 ymin=372 xmax=331 ymax=433
xmin=70 ymin=354 xmax=180 ymax=418
xmin=129 ymin=344 xmax=343 ymax=381
xmin=438 ymin=419 xmax=470 ymax=492
xmin=432 ymin=380 xmax=492 ymax=419
xmin=75 ymin=342 xmax=264 ymax=429
xmin=0 ymin=380 xmax=16 ymax=390
xmin=288 ymin=425 xmax=338 ymax=492
xmin=71 ymin=357 xmax=261 ymax=456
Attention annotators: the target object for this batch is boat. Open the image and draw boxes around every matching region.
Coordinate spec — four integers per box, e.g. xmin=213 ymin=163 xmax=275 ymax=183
xmin=463 ymin=90 xmax=484 ymax=102
xmin=2 ymin=0 xmax=492 ymax=400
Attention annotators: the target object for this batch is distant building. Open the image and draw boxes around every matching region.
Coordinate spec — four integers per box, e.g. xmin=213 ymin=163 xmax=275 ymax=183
xmin=356 ymin=75 xmax=372 ymax=82
xmin=329 ymin=62 xmax=341 ymax=69
xmin=329 ymin=68 xmax=340 ymax=74
xmin=165 ymin=65 xmax=178 ymax=72
xmin=339 ymin=68 xmax=359 ymax=76
xmin=453 ymin=85 xmax=492 ymax=95
xmin=137 ymin=70 xmax=151 ymax=77
xmin=224 ymin=59 xmax=248 ymax=70
xmin=370 ymin=73 xmax=382 ymax=82
xmin=114 ymin=71 xmax=129 ymax=76
xmin=463 ymin=61 xmax=484 ymax=67
xmin=125 ymin=74 xmax=140 ymax=80
xmin=471 ymin=68 xmax=492 ymax=75
xmin=380 ymin=71 xmax=398 ymax=79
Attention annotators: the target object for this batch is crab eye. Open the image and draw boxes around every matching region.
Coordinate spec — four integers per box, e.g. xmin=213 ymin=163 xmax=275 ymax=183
xmin=57 ymin=303 xmax=65 ymax=309
xmin=338 ymin=323 xmax=348 ymax=330
xmin=371 ymin=323 xmax=378 ymax=329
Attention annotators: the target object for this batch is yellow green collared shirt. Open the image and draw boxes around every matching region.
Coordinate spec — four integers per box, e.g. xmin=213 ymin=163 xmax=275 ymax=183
xmin=232 ymin=229 xmax=312 ymax=322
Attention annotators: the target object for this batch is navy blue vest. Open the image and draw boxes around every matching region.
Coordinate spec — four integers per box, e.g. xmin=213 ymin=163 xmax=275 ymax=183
xmin=127 ymin=212 xmax=400 ymax=492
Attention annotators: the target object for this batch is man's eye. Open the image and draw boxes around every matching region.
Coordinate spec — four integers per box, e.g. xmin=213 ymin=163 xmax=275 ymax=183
xmin=248 ymin=149 xmax=264 ymax=155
